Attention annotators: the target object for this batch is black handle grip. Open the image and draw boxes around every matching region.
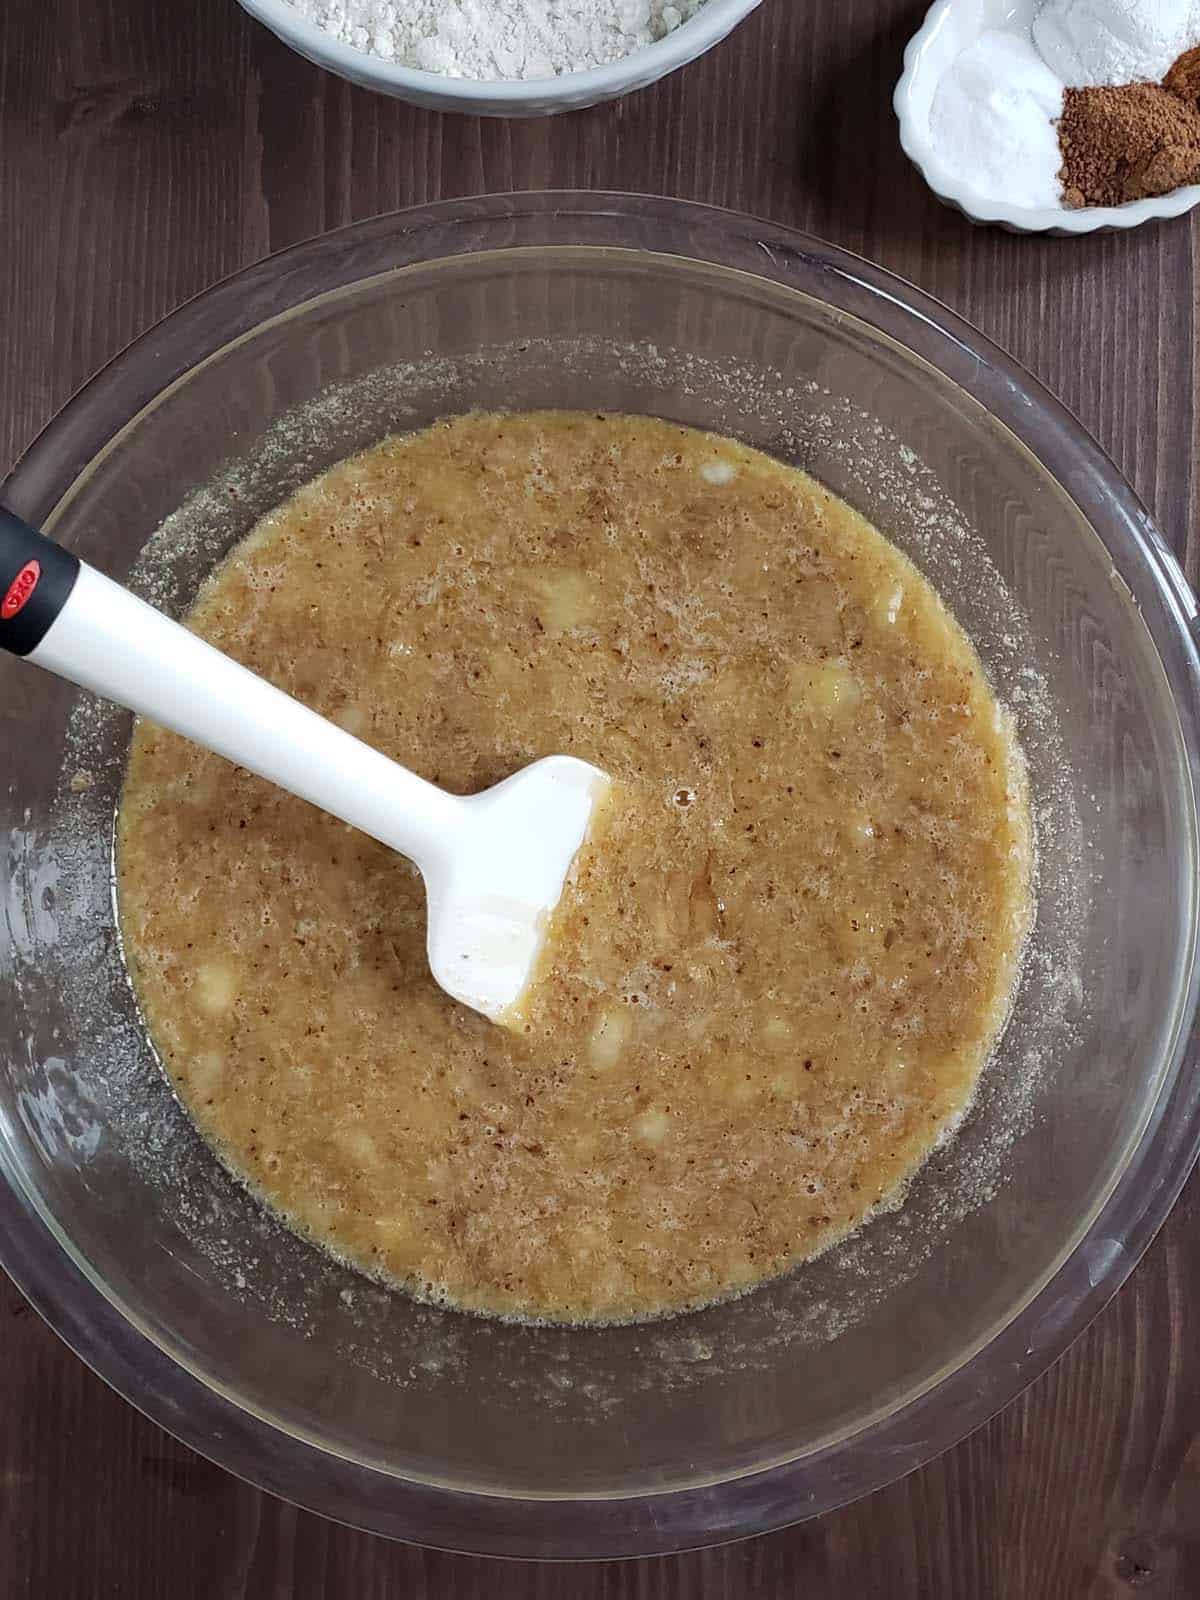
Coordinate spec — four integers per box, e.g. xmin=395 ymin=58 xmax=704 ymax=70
xmin=0 ymin=508 xmax=80 ymax=658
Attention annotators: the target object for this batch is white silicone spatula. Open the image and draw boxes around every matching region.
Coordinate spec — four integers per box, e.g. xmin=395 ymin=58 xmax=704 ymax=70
xmin=0 ymin=509 xmax=610 ymax=1025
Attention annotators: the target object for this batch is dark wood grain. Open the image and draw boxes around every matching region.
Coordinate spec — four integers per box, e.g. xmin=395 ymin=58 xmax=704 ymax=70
xmin=2 ymin=1 xmax=1198 ymax=1594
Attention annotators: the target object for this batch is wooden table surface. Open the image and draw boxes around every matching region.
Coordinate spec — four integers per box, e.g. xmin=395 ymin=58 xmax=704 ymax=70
xmin=3 ymin=1 xmax=1199 ymax=1594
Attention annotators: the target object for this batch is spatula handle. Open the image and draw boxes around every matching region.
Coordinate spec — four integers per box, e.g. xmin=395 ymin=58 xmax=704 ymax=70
xmin=0 ymin=507 xmax=463 ymax=869
xmin=0 ymin=507 xmax=81 ymax=656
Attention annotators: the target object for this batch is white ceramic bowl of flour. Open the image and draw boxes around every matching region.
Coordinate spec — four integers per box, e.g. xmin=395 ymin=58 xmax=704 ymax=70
xmin=237 ymin=0 xmax=763 ymax=116
xmin=895 ymin=0 xmax=1200 ymax=233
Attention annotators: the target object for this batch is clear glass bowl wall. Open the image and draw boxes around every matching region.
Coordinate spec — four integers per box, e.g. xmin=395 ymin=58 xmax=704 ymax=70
xmin=1 ymin=197 xmax=1197 ymax=1557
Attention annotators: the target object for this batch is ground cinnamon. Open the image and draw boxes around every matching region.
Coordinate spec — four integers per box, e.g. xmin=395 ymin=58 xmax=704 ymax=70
xmin=1164 ymin=43 xmax=1200 ymax=103
xmin=1059 ymin=46 xmax=1200 ymax=208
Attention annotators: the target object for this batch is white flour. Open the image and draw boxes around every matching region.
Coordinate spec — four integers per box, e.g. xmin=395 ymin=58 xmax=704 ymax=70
xmin=1034 ymin=0 xmax=1200 ymax=86
xmin=288 ymin=0 xmax=708 ymax=79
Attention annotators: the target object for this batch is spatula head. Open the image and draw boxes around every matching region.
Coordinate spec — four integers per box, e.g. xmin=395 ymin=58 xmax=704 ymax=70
xmin=425 ymin=755 xmax=610 ymax=1026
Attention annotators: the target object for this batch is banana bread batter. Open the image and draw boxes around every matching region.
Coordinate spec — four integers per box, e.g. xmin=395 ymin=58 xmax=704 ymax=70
xmin=118 ymin=412 xmax=1032 ymax=1324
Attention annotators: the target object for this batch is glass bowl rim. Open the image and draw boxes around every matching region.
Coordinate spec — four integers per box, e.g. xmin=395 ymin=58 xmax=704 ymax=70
xmin=2 ymin=191 xmax=1198 ymax=1558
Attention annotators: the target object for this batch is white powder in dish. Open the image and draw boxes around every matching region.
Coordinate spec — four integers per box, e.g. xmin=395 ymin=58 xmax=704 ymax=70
xmin=928 ymin=28 xmax=1066 ymax=210
xmin=287 ymin=0 xmax=708 ymax=80
xmin=1033 ymin=0 xmax=1199 ymax=87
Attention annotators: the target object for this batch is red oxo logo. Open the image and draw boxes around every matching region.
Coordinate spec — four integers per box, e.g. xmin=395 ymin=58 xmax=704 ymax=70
xmin=1 ymin=560 xmax=41 ymax=621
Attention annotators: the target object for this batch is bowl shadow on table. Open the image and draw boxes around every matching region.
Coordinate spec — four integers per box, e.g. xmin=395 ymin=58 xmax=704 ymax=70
xmin=793 ymin=3 xmax=938 ymax=250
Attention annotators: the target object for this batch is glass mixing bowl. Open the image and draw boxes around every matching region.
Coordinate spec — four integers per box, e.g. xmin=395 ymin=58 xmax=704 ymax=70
xmin=1 ymin=194 xmax=1197 ymax=1559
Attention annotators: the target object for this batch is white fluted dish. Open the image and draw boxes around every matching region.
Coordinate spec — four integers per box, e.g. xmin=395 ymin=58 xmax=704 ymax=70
xmin=895 ymin=0 xmax=1200 ymax=235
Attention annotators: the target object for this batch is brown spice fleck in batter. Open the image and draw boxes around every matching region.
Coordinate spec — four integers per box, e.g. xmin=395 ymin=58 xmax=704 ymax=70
xmin=118 ymin=412 xmax=1032 ymax=1324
